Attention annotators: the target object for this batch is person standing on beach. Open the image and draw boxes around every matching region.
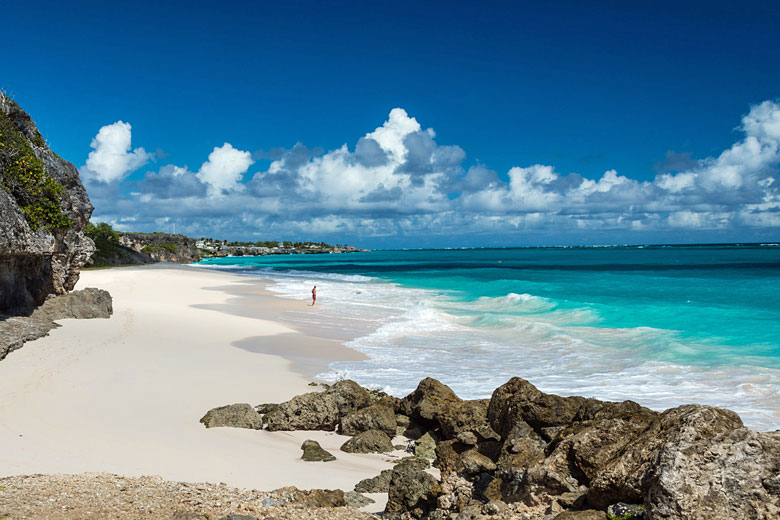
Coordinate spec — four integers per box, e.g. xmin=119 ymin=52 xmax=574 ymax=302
xmin=311 ymin=285 xmax=317 ymax=306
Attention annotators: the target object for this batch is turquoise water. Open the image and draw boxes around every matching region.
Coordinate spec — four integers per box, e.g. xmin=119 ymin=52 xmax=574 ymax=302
xmin=196 ymin=244 xmax=780 ymax=430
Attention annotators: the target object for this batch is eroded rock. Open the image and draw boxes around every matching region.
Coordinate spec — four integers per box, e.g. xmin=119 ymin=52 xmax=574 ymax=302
xmin=300 ymin=440 xmax=336 ymax=462
xmin=265 ymin=380 xmax=370 ymax=431
xmin=340 ymin=429 xmax=393 ymax=453
xmin=199 ymin=404 xmax=263 ymax=430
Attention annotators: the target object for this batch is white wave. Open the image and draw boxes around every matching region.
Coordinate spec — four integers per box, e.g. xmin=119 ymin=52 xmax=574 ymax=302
xmin=229 ymin=264 xmax=780 ymax=431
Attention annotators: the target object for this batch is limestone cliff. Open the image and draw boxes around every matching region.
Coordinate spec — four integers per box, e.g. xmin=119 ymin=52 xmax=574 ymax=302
xmin=118 ymin=232 xmax=201 ymax=263
xmin=0 ymin=92 xmax=95 ymax=315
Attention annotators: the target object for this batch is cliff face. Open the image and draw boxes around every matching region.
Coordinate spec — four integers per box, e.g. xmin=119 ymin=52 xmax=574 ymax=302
xmin=0 ymin=93 xmax=95 ymax=315
xmin=118 ymin=232 xmax=201 ymax=263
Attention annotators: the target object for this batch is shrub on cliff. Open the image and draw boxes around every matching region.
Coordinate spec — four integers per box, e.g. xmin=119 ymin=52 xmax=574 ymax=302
xmin=0 ymin=102 xmax=72 ymax=231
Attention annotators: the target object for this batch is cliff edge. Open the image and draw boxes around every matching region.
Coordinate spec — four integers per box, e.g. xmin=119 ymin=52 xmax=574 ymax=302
xmin=0 ymin=92 xmax=95 ymax=315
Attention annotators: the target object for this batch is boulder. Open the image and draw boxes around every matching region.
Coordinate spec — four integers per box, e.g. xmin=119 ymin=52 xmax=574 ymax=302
xmin=339 ymin=398 xmax=397 ymax=437
xmin=199 ymin=403 xmax=263 ymax=429
xmin=344 ymin=490 xmax=375 ymax=508
xmin=487 ymin=377 xmax=588 ymax=436
xmin=265 ymin=380 xmax=371 ymax=431
xmin=644 ymin=425 xmax=780 ymax=519
xmin=300 ymin=439 xmax=336 ymax=462
xmin=587 ymin=404 xmax=741 ymax=509
xmin=340 ymin=429 xmax=393 ymax=453
xmin=438 ymin=399 xmax=499 ymax=442
xmin=385 ymin=457 xmax=441 ymax=519
xmin=415 ymin=431 xmax=437 ymax=459
xmin=355 ymin=469 xmax=393 ymax=493
xmin=271 ymin=486 xmax=346 ymax=507
xmin=399 ymin=377 xmax=462 ymax=424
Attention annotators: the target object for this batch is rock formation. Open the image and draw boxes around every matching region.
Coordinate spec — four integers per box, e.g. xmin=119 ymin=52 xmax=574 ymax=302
xmin=118 ymin=232 xmax=201 ymax=263
xmin=0 ymin=288 xmax=112 ymax=360
xmin=0 ymin=92 xmax=95 ymax=315
xmin=199 ymin=404 xmax=264 ymax=430
xmin=209 ymin=377 xmax=780 ymax=519
xmin=301 ymin=440 xmax=336 ymax=462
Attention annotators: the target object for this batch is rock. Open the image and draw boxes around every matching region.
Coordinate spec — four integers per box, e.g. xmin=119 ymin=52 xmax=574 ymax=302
xmin=415 ymin=431 xmax=437 ymax=459
xmin=199 ymin=404 xmax=263 ymax=429
xmin=355 ymin=469 xmax=393 ymax=493
xmin=0 ymin=288 xmax=113 ymax=361
xmin=437 ymin=472 xmax=475 ymax=513
xmin=481 ymin=499 xmax=507 ymax=515
xmin=339 ymin=398 xmax=397 ymax=437
xmin=1 ymin=93 xmax=95 ymax=316
xmin=606 ymin=503 xmax=645 ymax=519
xmin=459 ymin=449 xmax=497 ymax=475
xmin=265 ymin=380 xmax=371 ymax=431
xmin=118 ymin=232 xmax=201 ymax=263
xmin=438 ymin=399 xmax=499 ymax=442
xmin=254 ymin=403 xmax=279 ymax=414
xmin=271 ymin=486 xmax=346 ymax=507
xmin=385 ymin=457 xmax=441 ymax=519
xmin=340 ymin=429 xmax=393 ymax=453
xmin=553 ymin=511 xmax=607 ymax=520
xmin=487 ymin=377 xmax=588 ymax=436
xmin=34 ymin=287 xmax=113 ymax=320
xmin=644 ymin=424 xmax=780 ymax=519
xmin=344 ymin=490 xmax=375 ymax=508
xmin=399 ymin=377 xmax=462 ymax=424
xmin=218 ymin=515 xmax=258 ymax=520
xmin=300 ymin=439 xmax=336 ymax=462
xmin=587 ymin=404 xmax=741 ymax=509
xmin=457 ymin=431 xmax=479 ymax=446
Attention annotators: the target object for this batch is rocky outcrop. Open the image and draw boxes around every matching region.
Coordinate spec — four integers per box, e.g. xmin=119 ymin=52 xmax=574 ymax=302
xmin=199 ymin=404 xmax=263 ymax=430
xmin=385 ymin=457 xmax=439 ymax=519
xmin=339 ymin=398 xmax=397 ymax=437
xmin=354 ymin=469 xmax=393 ymax=493
xmin=270 ymin=486 xmax=346 ymax=508
xmin=339 ymin=429 xmax=394 ymax=454
xmin=0 ymin=93 xmax=94 ymax=315
xmin=0 ymin=288 xmax=112 ymax=360
xmin=118 ymin=232 xmax=200 ymax=263
xmin=264 ymin=380 xmax=371 ymax=431
xmin=202 ymin=376 xmax=780 ymax=519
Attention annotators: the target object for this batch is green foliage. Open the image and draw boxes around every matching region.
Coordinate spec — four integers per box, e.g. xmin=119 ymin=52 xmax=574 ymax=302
xmin=85 ymin=221 xmax=119 ymax=243
xmin=141 ymin=243 xmax=177 ymax=254
xmin=0 ymin=108 xmax=72 ymax=231
xmin=606 ymin=506 xmax=646 ymax=520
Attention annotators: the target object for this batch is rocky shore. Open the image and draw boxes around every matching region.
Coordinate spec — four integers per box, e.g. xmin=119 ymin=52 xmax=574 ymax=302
xmin=198 ymin=378 xmax=780 ymax=520
xmin=0 ymin=288 xmax=112 ymax=361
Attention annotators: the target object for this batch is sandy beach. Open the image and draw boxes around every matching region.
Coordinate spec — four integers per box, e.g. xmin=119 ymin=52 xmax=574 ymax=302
xmin=0 ymin=265 xmax=395 ymax=494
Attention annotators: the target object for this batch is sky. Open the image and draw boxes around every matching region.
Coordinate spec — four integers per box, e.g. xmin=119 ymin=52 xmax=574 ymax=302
xmin=2 ymin=0 xmax=780 ymax=248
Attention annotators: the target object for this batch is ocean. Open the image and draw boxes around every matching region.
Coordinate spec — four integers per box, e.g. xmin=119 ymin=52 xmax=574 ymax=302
xmin=195 ymin=244 xmax=780 ymax=431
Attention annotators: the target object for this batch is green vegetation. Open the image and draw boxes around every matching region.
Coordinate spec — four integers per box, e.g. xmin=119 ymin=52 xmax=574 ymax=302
xmin=85 ymin=221 xmax=119 ymax=243
xmin=141 ymin=243 xmax=177 ymax=254
xmin=0 ymin=108 xmax=72 ymax=231
xmin=84 ymin=221 xmax=125 ymax=267
xmin=606 ymin=506 xmax=646 ymax=520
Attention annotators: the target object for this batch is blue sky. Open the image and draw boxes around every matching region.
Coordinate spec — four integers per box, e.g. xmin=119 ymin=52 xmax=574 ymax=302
xmin=2 ymin=0 xmax=780 ymax=247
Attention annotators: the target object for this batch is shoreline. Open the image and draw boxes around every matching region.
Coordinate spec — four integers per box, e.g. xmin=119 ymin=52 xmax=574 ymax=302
xmin=0 ymin=264 xmax=395 ymax=494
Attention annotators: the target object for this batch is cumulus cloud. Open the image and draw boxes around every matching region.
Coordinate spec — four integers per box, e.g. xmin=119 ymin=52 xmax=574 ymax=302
xmin=196 ymin=143 xmax=254 ymax=196
xmin=81 ymin=121 xmax=150 ymax=183
xmin=86 ymin=101 xmax=780 ymax=245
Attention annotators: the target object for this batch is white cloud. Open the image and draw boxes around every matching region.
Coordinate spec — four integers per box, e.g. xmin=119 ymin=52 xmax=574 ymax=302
xmin=82 ymin=121 xmax=151 ymax=183
xmin=196 ymin=143 xmax=254 ymax=197
xmin=87 ymin=101 xmax=780 ymax=245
